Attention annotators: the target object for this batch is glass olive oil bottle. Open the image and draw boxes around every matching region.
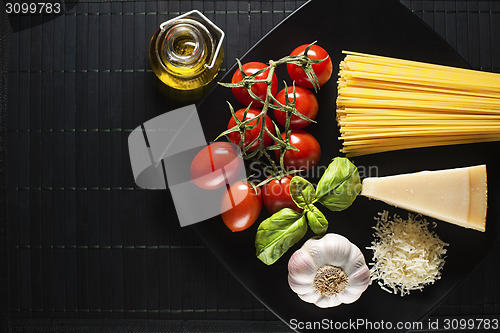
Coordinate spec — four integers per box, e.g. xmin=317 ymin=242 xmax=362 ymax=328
xmin=149 ymin=10 xmax=224 ymax=92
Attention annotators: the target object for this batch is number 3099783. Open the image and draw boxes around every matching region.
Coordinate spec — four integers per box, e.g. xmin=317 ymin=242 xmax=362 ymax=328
xmin=5 ymin=2 xmax=61 ymax=14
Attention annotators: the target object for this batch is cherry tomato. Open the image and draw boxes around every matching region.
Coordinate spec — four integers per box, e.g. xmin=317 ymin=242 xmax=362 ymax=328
xmin=273 ymin=86 xmax=319 ymax=129
xmin=231 ymin=62 xmax=278 ymax=107
xmin=275 ymin=130 xmax=321 ymax=171
xmin=262 ymin=176 xmax=302 ymax=215
xmin=287 ymin=44 xmax=333 ymax=89
xmin=190 ymin=142 xmax=244 ymax=190
xmin=220 ymin=181 xmax=262 ymax=232
xmin=227 ymin=108 xmax=275 ymax=152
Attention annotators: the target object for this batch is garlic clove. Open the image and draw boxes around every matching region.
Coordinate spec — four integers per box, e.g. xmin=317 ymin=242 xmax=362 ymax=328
xmin=314 ymin=294 xmax=343 ymax=308
xmin=301 ymin=234 xmax=353 ymax=269
xmin=288 ymin=248 xmax=316 ymax=284
xmin=347 ymin=263 xmax=371 ymax=290
xmin=288 ymin=274 xmax=315 ymax=295
xmin=296 ymin=289 xmax=322 ymax=304
xmin=321 ymin=233 xmax=354 ymax=268
xmin=344 ymin=252 xmax=368 ymax=277
xmin=339 ymin=285 xmax=365 ymax=304
xmin=300 ymin=240 xmax=325 ymax=268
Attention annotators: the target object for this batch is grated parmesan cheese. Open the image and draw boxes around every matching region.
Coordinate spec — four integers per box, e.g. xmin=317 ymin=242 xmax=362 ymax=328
xmin=367 ymin=210 xmax=448 ymax=297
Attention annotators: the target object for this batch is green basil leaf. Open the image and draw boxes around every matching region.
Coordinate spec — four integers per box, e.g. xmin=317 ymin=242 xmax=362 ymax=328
xmin=289 ymin=176 xmax=316 ymax=209
xmin=316 ymin=157 xmax=356 ymax=198
xmin=306 ymin=205 xmax=328 ymax=235
xmin=255 ymin=208 xmax=307 ymax=265
xmin=318 ymin=171 xmax=361 ymax=211
xmin=316 ymin=157 xmax=362 ymax=212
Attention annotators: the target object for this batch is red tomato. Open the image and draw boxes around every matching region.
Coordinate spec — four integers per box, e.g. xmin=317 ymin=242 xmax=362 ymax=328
xmin=231 ymin=62 xmax=278 ymax=107
xmin=190 ymin=142 xmax=244 ymax=190
xmin=273 ymin=86 xmax=319 ymax=129
xmin=287 ymin=44 xmax=333 ymax=89
xmin=220 ymin=181 xmax=262 ymax=232
xmin=262 ymin=176 xmax=302 ymax=215
xmin=275 ymin=130 xmax=321 ymax=171
xmin=227 ymin=108 xmax=275 ymax=151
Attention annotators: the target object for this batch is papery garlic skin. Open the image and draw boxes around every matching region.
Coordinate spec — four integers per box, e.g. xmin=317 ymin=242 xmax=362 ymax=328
xmin=288 ymin=233 xmax=370 ymax=308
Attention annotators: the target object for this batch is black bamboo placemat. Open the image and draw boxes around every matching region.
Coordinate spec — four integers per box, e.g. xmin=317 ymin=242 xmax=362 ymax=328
xmin=1 ymin=1 xmax=499 ymax=332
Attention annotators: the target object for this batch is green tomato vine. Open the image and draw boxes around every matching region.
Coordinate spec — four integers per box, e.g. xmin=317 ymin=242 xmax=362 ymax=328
xmin=216 ymin=42 xmax=326 ymax=186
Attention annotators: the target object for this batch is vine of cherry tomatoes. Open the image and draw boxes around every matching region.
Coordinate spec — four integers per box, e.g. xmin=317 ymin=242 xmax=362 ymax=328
xmin=191 ymin=43 xmax=332 ymax=232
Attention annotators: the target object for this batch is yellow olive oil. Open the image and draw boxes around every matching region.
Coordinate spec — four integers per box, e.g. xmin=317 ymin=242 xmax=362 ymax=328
xmin=149 ymin=11 xmax=224 ymax=92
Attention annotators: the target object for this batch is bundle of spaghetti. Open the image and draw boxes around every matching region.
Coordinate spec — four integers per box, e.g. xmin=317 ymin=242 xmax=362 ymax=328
xmin=337 ymin=51 xmax=500 ymax=157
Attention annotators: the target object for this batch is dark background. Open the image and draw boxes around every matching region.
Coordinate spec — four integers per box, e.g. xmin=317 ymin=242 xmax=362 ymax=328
xmin=1 ymin=1 xmax=499 ymax=332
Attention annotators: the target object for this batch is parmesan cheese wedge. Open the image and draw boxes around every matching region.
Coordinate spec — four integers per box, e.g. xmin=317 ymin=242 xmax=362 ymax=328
xmin=361 ymin=165 xmax=487 ymax=231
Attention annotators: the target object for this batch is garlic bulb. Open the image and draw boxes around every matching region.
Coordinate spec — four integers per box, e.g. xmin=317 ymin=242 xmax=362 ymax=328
xmin=288 ymin=233 xmax=370 ymax=308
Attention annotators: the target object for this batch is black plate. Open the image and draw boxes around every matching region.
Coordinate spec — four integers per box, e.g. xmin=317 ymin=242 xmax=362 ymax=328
xmin=193 ymin=0 xmax=500 ymax=331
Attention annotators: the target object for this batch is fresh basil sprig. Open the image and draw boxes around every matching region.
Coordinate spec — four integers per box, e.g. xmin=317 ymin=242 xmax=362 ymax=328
xmin=255 ymin=157 xmax=361 ymax=265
